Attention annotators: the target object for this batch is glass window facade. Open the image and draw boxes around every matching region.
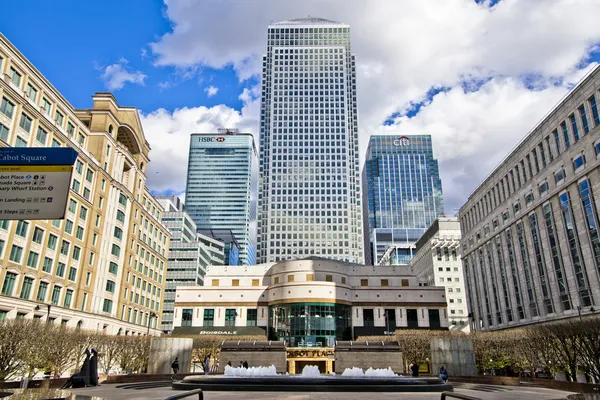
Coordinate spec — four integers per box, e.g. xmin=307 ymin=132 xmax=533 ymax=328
xmin=185 ymin=134 xmax=257 ymax=266
xmin=269 ymin=302 xmax=351 ymax=347
xmin=363 ymin=135 xmax=444 ymax=264
xmin=257 ymin=19 xmax=364 ymax=264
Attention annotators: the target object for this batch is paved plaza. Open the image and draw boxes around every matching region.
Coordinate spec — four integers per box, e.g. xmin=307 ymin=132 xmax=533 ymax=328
xmin=70 ymin=382 xmax=576 ymax=400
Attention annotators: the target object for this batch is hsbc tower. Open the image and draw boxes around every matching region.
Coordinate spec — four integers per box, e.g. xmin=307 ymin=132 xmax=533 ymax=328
xmin=185 ymin=133 xmax=258 ymax=265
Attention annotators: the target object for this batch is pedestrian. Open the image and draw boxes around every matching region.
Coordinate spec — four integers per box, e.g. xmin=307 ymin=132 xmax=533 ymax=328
xmin=243 ymin=360 xmax=249 ymax=369
xmin=411 ymin=362 xmax=419 ymax=377
xmin=439 ymin=366 xmax=448 ymax=382
xmin=239 ymin=361 xmax=243 ymax=368
xmin=227 ymin=361 xmax=232 ymax=367
xmin=204 ymin=356 xmax=211 ymax=375
xmin=171 ymin=357 xmax=179 ymax=376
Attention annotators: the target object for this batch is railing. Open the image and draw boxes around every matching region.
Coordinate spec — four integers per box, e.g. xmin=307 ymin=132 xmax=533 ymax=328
xmin=441 ymin=392 xmax=481 ymax=400
xmin=164 ymin=389 xmax=203 ymax=400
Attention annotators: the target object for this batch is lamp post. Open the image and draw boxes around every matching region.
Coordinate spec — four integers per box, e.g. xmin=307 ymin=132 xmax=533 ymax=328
xmin=577 ymin=305 xmax=583 ymax=321
xmin=384 ymin=311 xmax=389 ymax=335
xmin=146 ymin=311 xmax=157 ymax=336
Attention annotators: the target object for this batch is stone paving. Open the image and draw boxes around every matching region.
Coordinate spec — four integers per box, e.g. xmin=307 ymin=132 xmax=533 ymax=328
xmin=69 ymin=382 xmax=576 ymax=400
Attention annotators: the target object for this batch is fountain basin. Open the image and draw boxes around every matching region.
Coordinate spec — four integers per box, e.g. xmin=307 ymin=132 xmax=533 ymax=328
xmin=173 ymin=375 xmax=453 ymax=392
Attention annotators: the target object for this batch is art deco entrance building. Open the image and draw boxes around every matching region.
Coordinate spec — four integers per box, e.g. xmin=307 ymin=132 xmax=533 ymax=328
xmin=172 ymin=257 xmax=449 ymax=346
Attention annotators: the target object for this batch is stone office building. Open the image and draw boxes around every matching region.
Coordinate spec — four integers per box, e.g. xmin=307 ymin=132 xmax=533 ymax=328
xmin=172 ymin=257 xmax=449 ymax=345
xmin=459 ymin=65 xmax=600 ymax=331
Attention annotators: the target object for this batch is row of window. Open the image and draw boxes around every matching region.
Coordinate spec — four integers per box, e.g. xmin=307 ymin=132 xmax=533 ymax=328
xmin=463 ymin=93 xmax=600 ymax=234
xmin=1 ymin=272 xmax=76 ymax=308
xmin=181 ymin=308 xmax=258 ymax=327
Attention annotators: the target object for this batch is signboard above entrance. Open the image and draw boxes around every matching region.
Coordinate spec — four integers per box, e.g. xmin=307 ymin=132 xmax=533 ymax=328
xmin=0 ymin=147 xmax=78 ymax=220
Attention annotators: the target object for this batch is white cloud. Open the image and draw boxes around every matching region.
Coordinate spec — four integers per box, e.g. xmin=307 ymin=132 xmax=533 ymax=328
xmin=146 ymin=0 xmax=600 ymax=211
xmin=100 ymin=58 xmax=147 ymax=91
xmin=204 ymin=85 xmax=219 ymax=97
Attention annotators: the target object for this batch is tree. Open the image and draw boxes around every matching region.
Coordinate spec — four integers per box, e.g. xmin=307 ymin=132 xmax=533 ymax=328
xmin=44 ymin=325 xmax=81 ymax=378
xmin=96 ymin=334 xmax=121 ymax=375
xmin=0 ymin=320 xmax=35 ymax=381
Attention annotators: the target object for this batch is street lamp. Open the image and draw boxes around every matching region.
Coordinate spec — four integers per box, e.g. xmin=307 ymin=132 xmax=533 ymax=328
xmin=384 ymin=311 xmax=390 ymax=335
xmin=577 ymin=305 xmax=583 ymax=321
xmin=147 ymin=311 xmax=157 ymax=336
xmin=35 ymin=304 xmax=51 ymax=323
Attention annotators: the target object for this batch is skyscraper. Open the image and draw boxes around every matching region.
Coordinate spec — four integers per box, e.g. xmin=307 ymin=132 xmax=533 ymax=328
xmin=363 ymin=135 xmax=444 ymax=264
xmin=257 ymin=17 xmax=364 ymax=264
xmin=185 ymin=132 xmax=258 ymax=265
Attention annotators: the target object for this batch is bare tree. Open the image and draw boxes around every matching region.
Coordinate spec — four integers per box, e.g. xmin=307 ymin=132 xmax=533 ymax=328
xmin=96 ymin=334 xmax=121 ymax=375
xmin=0 ymin=320 xmax=35 ymax=381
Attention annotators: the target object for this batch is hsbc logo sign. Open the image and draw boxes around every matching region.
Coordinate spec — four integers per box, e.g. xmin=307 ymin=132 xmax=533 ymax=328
xmin=199 ymin=137 xmax=225 ymax=143
xmin=393 ymin=136 xmax=410 ymax=147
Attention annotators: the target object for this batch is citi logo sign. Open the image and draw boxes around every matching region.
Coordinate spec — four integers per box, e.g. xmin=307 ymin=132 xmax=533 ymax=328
xmin=393 ymin=136 xmax=410 ymax=146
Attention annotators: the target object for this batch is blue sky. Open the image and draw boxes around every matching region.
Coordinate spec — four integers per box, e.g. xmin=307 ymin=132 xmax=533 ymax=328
xmin=0 ymin=0 xmax=249 ymax=114
xmin=2 ymin=0 xmax=600 ymax=212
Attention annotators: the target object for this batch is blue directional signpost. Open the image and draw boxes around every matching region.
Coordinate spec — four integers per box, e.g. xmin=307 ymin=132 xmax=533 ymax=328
xmin=0 ymin=147 xmax=78 ymax=220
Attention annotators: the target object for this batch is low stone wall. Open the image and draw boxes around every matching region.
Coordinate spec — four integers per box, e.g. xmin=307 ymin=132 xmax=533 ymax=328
xmin=148 ymin=337 xmax=194 ymax=375
xmin=448 ymin=375 xmax=520 ymax=386
xmin=0 ymin=378 xmax=69 ymax=390
xmin=102 ymin=373 xmax=199 ymax=384
xmin=334 ymin=341 xmax=403 ymax=374
xmin=524 ymin=378 xmax=600 ymax=394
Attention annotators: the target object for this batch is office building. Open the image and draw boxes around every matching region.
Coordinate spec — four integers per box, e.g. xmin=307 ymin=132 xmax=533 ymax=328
xmin=257 ymin=17 xmax=364 ymax=264
xmin=197 ymin=228 xmax=239 ymax=266
xmin=408 ymin=217 xmax=469 ymax=331
xmin=0 ymin=34 xmax=169 ymax=335
xmin=156 ymin=196 xmax=224 ymax=332
xmin=363 ymin=135 xmax=444 ymax=265
xmin=173 ymin=257 xmax=449 ymax=343
xmin=459 ymin=65 xmax=600 ymax=331
xmin=185 ymin=132 xmax=257 ymax=266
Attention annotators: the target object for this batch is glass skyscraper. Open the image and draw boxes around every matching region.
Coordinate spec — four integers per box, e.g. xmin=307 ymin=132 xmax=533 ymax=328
xmin=185 ymin=132 xmax=258 ymax=265
xmin=257 ymin=17 xmax=364 ymax=264
xmin=362 ymin=135 xmax=444 ymax=265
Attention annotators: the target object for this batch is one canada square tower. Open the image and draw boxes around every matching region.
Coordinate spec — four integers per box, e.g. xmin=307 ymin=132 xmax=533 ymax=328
xmin=257 ymin=17 xmax=364 ymax=264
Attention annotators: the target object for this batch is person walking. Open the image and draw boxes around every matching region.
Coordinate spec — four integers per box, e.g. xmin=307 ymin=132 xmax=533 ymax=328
xmin=239 ymin=361 xmax=243 ymax=368
xmin=439 ymin=366 xmax=448 ymax=382
xmin=171 ymin=357 xmax=179 ymax=377
xmin=411 ymin=362 xmax=419 ymax=377
xmin=243 ymin=361 xmax=249 ymax=369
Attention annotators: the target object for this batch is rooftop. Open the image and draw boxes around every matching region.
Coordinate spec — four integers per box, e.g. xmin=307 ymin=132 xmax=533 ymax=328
xmin=271 ymin=17 xmax=345 ymax=26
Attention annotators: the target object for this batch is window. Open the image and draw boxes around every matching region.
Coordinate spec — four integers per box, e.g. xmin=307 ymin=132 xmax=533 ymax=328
xmin=579 ymin=105 xmax=590 ymax=134
xmin=51 ymin=286 xmax=61 ymax=305
xmin=71 ymin=179 xmax=80 ymax=192
xmin=76 ymin=226 xmax=84 ymax=240
xmin=41 ymin=98 xmax=52 ymax=116
xmin=15 ymin=136 xmax=28 ymax=147
xmin=60 ymin=240 xmax=70 ymax=256
xmin=79 ymin=207 xmax=87 ymax=221
xmin=26 ymin=251 xmax=39 ymax=269
xmin=0 ymin=123 xmax=9 ymax=142
xmin=381 ymin=279 xmax=389 ymax=286
xmin=0 ymin=97 xmax=15 ymax=118
xmin=182 ymin=309 xmax=193 ymax=327
xmin=109 ymin=262 xmax=118 ymax=274
xmin=78 ymin=133 xmax=85 ymax=146
xmin=47 ymin=234 xmax=58 ymax=250
xmin=401 ymin=279 xmax=409 ymax=287
xmin=0 ymin=239 xmax=4 ymax=256
xmin=32 ymin=227 xmax=44 ymax=244
xmin=68 ymin=267 xmax=77 ymax=281
xmin=225 ymin=309 xmax=237 ymax=326
xmin=64 ymin=289 xmax=73 ymax=308
xmin=19 ymin=113 xmax=32 ymax=132
xmin=9 ymin=245 xmax=23 ymax=263
xmin=274 ymin=277 xmax=279 ymax=284
xmin=119 ymin=194 xmax=127 ymax=206
xmin=111 ymin=244 xmax=120 ymax=257
xmin=341 ymin=277 xmax=347 ymax=284
xmin=37 ymin=281 xmax=48 ymax=301
xmin=102 ymin=299 xmax=113 ymax=313
xmin=287 ymin=275 xmax=294 ymax=282
xmin=86 ymin=169 xmax=94 ymax=183
xmin=525 ymin=192 xmax=534 ymax=206
xmin=555 ymin=168 xmax=566 ymax=184
xmin=232 ymin=279 xmax=239 ymax=286
xmin=116 ymin=210 xmax=126 ymax=223
xmin=513 ymin=200 xmax=521 ymax=213
xmin=539 ymin=181 xmax=549 ymax=196
xmin=72 ymin=246 xmax=81 ymax=261
xmin=75 ymin=160 xmax=83 ymax=175
xmin=26 ymin=83 xmax=37 ymax=102
xmin=56 ymin=262 xmax=66 ymax=278
xmin=65 ymin=219 xmax=74 ymax=234
xmin=42 ymin=257 xmax=53 ymax=273
xmin=246 ymin=309 xmax=258 ymax=326
xmin=590 ymin=95 xmax=600 ymax=126
xmin=1 ymin=272 xmax=17 ymax=295
xmin=573 ymin=154 xmax=585 ymax=170
xmin=114 ymin=227 xmax=123 ymax=240
xmin=363 ymin=309 xmax=374 ymax=327
xmin=203 ymin=309 xmax=214 ymax=327
xmin=54 ymin=110 xmax=64 ymax=126
xmin=360 ymin=279 xmax=368 ymax=286
xmin=569 ymin=114 xmax=580 ymax=142
xmin=325 ymin=274 xmax=333 ymax=282
xmin=106 ymin=280 xmax=115 ymax=293
xmin=9 ymin=67 xmax=21 ymax=87
xmin=15 ymin=220 xmax=29 ymax=237
xmin=51 ymin=138 xmax=61 ymax=148
xmin=561 ymin=122 xmax=571 ymax=149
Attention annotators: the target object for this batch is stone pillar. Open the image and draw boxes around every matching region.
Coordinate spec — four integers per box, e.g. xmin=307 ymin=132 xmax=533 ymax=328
xmin=148 ymin=338 xmax=193 ymax=375
xmin=430 ymin=338 xmax=476 ymax=377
